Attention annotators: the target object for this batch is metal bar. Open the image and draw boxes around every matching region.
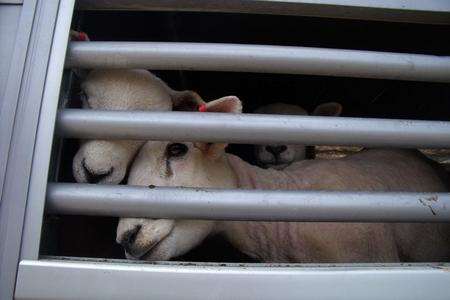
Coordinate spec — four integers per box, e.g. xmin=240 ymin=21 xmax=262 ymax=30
xmin=57 ymin=109 xmax=450 ymax=148
xmin=15 ymin=259 xmax=450 ymax=300
xmin=76 ymin=0 xmax=450 ymax=25
xmin=66 ymin=42 xmax=450 ymax=83
xmin=20 ymin=0 xmax=75 ymax=260
xmin=46 ymin=183 xmax=450 ymax=222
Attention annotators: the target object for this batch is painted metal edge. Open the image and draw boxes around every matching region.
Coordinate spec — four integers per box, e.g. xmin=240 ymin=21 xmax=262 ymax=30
xmin=15 ymin=259 xmax=450 ymax=300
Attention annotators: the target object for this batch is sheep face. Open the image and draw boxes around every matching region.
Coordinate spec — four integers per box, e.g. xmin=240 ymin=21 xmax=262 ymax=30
xmin=116 ymin=96 xmax=241 ymax=261
xmin=255 ymin=144 xmax=307 ymax=170
xmin=253 ymin=103 xmax=308 ymax=169
xmin=254 ymin=102 xmax=342 ymax=169
xmin=72 ymin=69 xmax=204 ymax=184
xmin=116 ymin=218 xmax=215 ymax=261
xmin=73 ymin=139 xmax=143 ymax=184
xmin=116 ymin=140 xmax=236 ymax=260
xmin=115 ymin=141 xmax=230 ymax=260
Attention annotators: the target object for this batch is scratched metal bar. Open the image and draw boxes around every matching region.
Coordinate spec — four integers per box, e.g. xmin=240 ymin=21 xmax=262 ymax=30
xmin=46 ymin=183 xmax=450 ymax=222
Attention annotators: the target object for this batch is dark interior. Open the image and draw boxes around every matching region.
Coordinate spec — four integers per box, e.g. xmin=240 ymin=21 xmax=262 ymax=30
xmin=41 ymin=10 xmax=450 ymax=261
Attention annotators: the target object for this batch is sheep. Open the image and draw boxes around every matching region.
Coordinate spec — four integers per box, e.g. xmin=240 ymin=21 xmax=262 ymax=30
xmin=116 ymin=96 xmax=450 ymax=263
xmin=72 ymin=69 xmax=203 ymax=184
xmin=253 ymin=102 xmax=342 ymax=169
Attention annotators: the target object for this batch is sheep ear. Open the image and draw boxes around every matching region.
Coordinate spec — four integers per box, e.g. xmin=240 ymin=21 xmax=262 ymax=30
xmin=203 ymin=96 xmax=242 ymax=113
xmin=171 ymin=90 xmax=205 ymax=111
xmin=194 ymin=96 xmax=242 ymax=159
xmin=312 ymin=102 xmax=342 ymax=116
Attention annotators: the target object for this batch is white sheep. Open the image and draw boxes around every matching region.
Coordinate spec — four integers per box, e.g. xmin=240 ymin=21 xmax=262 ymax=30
xmin=254 ymin=102 xmax=342 ymax=169
xmin=72 ymin=69 xmax=203 ymax=184
xmin=116 ymin=96 xmax=450 ymax=263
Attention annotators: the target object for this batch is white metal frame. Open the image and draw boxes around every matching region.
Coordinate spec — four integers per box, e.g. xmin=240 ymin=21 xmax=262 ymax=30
xmin=1 ymin=0 xmax=449 ymax=299
xmin=0 ymin=0 xmax=72 ymax=298
xmin=15 ymin=259 xmax=450 ymax=300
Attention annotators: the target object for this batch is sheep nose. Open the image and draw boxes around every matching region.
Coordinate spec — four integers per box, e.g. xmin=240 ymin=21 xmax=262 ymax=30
xmin=81 ymin=159 xmax=113 ymax=184
xmin=265 ymin=145 xmax=287 ymax=155
xmin=118 ymin=225 xmax=142 ymax=253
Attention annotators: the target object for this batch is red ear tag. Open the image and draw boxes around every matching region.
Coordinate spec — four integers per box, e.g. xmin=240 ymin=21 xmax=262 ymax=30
xmin=198 ymin=104 xmax=207 ymax=112
xmin=78 ymin=32 xmax=88 ymax=41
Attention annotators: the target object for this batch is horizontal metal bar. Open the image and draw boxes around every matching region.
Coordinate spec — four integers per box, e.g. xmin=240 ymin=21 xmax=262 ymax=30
xmin=57 ymin=109 xmax=450 ymax=148
xmin=76 ymin=0 xmax=450 ymax=25
xmin=66 ymin=42 xmax=450 ymax=83
xmin=15 ymin=259 xmax=450 ymax=300
xmin=46 ymin=183 xmax=450 ymax=222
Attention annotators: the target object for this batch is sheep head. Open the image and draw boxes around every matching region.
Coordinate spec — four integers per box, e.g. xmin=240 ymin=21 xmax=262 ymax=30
xmin=254 ymin=102 xmax=342 ymax=169
xmin=116 ymin=96 xmax=242 ymax=260
xmin=72 ymin=69 xmax=203 ymax=184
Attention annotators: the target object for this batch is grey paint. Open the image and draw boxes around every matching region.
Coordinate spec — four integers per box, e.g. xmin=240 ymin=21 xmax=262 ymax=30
xmin=0 ymin=0 xmax=37 ymax=296
xmin=15 ymin=259 xmax=450 ymax=300
xmin=66 ymin=42 xmax=450 ymax=82
xmin=0 ymin=0 xmax=62 ymax=298
xmin=20 ymin=0 xmax=75 ymax=261
xmin=0 ymin=5 xmax=21 ymax=110
xmin=47 ymin=183 xmax=450 ymax=222
xmin=0 ymin=1 xmax=33 ymax=204
xmin=76 ymin=0 xmax=450 ymax=25
xmin=57 ymin=109 xmax=450 ymax=148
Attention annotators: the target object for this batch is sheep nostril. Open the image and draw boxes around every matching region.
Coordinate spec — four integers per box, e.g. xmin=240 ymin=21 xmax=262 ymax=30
xmin=81 ymin=159 xmax=113 ymax=184
xmin=265 ymin=145 xmax=287 ymax=155
xmin=119 ymin=225 xmax=142 ymax=252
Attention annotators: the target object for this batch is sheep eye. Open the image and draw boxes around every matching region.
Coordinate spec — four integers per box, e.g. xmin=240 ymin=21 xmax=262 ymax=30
xmin=166 ymin=143 xmax=188 ymax=158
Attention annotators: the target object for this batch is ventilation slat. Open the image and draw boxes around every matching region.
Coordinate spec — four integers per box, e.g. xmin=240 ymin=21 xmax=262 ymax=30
xmin=66 ymin=42 xmax=450 ymax=82
xmin=46 ymin=183 xmax=450 ymax=222
xmin=57 ymin=109 xmax=450 ymax=148
xmin=76 ymin=0 xmax=450 ymax=25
